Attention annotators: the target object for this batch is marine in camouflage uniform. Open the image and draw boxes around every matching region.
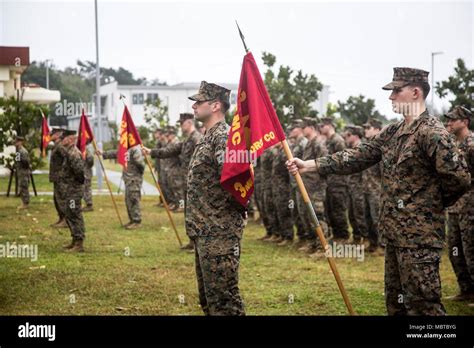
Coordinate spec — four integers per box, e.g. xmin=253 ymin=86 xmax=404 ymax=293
xmin=103 ymin=145 xmax=145 ymax=229
xmin=362 ymin=118 xmax=383 ymax=252
xmin=58 ymin=130 xmax=86 ymax=252
xmin=320 ymin=117 xmax=350 ymax=241
xmin=82 ymin=142 xmax=94 ymax=211
xmin=343 ymin=125 xmax=368 ymax=244
xmin=271 ymin=143 xmax=294 ymax=244
xmin=48 ymin=128 xmax=67 ymax=226
xmin=187 ymin=81 xmax=246 ymax=315
xmin=14 ymin=136 xmax=30 ymax=209
xmin=445 ymin=106 xmax=474 ymax=300
xmin=253 ymin=156 xmax=268 ymax=238
xmin=298 ymin=118 xmax=328 ymax=254
xmin=147 ymin=113 xmax=203 ymax=249
xmin=162 ymin=126 xmax=185 ymax=210
xmin=288 ymin=119 xmax=308 ymax=246
xmin=261 ymin=146 xmax=280 ymax=241
xmin=307 ymin=68 xmax=471 ymax=315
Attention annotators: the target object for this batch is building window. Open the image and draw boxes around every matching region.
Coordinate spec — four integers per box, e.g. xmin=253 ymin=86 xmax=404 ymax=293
xmin=132 ymin=93 xmax=144 ymax=105
xmin=146 ymin=93 xmax=159 ymax=103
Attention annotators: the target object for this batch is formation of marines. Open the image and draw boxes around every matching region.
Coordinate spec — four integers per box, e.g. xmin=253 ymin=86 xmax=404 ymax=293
xmin=10 ymin=67 xmax=473 ymax=316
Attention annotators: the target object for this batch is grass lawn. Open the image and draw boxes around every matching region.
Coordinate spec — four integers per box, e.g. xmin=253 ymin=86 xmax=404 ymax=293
xmin=0 ymin=194 xmax=473 ymax=316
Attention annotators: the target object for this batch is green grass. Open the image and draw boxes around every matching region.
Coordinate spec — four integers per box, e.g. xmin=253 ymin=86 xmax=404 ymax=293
xmin=0 ymin=194 xmax=473 ymax=316
xmin=0 ymin=174 xmax=118 ymax=193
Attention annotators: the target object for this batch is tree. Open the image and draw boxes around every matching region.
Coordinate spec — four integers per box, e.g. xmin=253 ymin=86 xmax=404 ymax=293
xmin=436 ymin=58 xmax=474 ymax=128
xmin=0 ymin=97 xmax=49 ymax=170
xmin=143 ymin=96 xmax=169 ymax=130
xmin=337 ymin=95 xmax=387 ymax=126
xmin=262 ymin=52 xmax=323 ymax=128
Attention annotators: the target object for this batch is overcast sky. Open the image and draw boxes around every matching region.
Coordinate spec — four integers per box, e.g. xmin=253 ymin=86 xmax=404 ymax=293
xmin=1 ymin=0 xmax=472 ymax=120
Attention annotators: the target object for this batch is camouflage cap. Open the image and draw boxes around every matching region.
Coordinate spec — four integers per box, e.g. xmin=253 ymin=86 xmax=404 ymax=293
xmin=61 ymin=129 xmax=77 ymax=139
xmin=362 ymin=118 xmax=383 ymax=129
xmin=302 ymin=117 xmax=319 ymax=128
xmin=166 ymin=125 xmax=177 ymax=135
xmin=445 ymin=106 xmax=472 ymax=120
xmin=382 ymin=67 xmax=429 ymax=90
xmin=344 ymin=125 xmax=364 ymax=138
xmin=289 ymin=118 xmax=305 ymax=130
xmin=188 ymin=81 xmax=231 ymax=104
xmin=15 ymin=136 xmax=25 ymax=141
xmin=320 ymin=117 xmax=335 ymax=126
xmin=179 ymin=113 xmax=194 ymax=124
xmin=50 ymin=127 xmax=64 ymax=135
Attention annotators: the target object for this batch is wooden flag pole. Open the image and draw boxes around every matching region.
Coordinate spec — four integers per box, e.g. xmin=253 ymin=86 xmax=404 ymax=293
xmin=281 ymin=140 xmax=355 ymax=315
xmin=91 ymin=139 xmax=124 ymax=227
xmin=119 ymin=95 xmax=182 ymax=247
xmin=235 ymin=22 xmax=355 ymax=315
xmin=142 ymin=149 xmax=182 ymax=247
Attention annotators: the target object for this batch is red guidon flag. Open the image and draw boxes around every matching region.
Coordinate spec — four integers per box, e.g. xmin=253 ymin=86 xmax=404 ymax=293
xmin=118 ymin=105 xmax=142 ymax=169
xmin=40 ymin=111 xmax=50 ymax=158
xmin=77 ymin=109 xmax=94 ymax=159
xmin=220 ymin=52 xmax=286 ymax=206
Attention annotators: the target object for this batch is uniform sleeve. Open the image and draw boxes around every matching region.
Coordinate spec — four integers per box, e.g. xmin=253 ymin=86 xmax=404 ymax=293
xmin=129 ymin=147 xmax=145 ymax=172
xmin=149 ymin=141 xmax=183 ymax=159
xmin=213 ymin=132 xmax=227 ymax=175
xmin=422 ymin=126 xmax=471 ymax=207
xmin=102 ymin=150 xmax=118 ymax=160
xmin=317 ymin=129 xmax=387 ymax=176
xmin=85 ymin=151 xmax=94 ymax=168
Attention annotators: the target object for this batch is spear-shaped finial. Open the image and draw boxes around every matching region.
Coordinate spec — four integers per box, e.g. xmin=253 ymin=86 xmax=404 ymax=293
xmin=235 ymin=20 xmax=249 ymax=53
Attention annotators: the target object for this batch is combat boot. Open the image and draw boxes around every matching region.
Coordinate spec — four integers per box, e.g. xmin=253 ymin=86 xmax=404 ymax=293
xmin=81 ymin=205 xmax=94 ymax=212
xmin=17 ymin=203 xmax=29 ymax=210
xmin=181 ymin=241 xmax=195 ymax=250
xmin=277 ymin=239 xmax=293 ymax=247
xmin=125 ymin=222 xmax=141 ymax=230
xmin=63 ymin=238 xmax=75 ymax=250
xmin=68 ymin=240 xmax=84 ymax=253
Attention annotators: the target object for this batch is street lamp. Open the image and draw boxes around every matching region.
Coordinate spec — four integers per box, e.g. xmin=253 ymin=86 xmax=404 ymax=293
xmin=431 ymin=51 xmax=444 ymax=113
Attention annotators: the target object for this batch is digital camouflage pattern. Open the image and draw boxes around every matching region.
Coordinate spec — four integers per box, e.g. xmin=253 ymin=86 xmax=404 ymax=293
xmin=324 ymin=132 xmax=349 ymax=240
xmin=58 ymin=144 xmax=85 ymax=240
xmin=290 ymin=135 xmax=308 ymax=241
xmin=186 ymin=120 xmax=246 ymax=315
xmin=382 ymin=67 xmax=430 ymax=90
xmin=448 ymin=131 xmax=474 ymax=294
xmin=316 ymin=110 xmax=471 ymax=315
xmin=15 ymin=144 xmax=30 ymax=205
xmin=103 ymin=145 xmax=145 ymax=223
xmin=188 ymin=81 xmax=231 ymax=103
xmin=271 ymin=145 xmax=294 ymax=240
xmin=385 ymin=245 xmax=445 ymax=315
xmin=298 ymin=136 xmax=328 ymax=245
xmin=83 ymin=144 xmax=94 ymax=207
xmin=149 ymin=129 xmax=202 ymax=207
xmin=49 ymin=141 xmax=65 ymax=219
xmin=260 ymin=146 xmax=279 ymax=236
xmin=317 ymin=111 xmax=470 ymax=248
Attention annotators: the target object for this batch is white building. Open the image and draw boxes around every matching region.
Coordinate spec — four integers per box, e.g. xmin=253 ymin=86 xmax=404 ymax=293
xmin=99 ymin=81 xmax=239 ymax=126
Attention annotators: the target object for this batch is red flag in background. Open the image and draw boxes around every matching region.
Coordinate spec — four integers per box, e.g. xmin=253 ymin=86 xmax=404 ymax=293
xmin=40 ymin=111 xmax=50 ymax=158
xmin=220 ymin=52 xmax=286 ymax=206
xmin=117 ymin=105 xmax=142 ymax=169
xmin=77 ymin=109 xmax=94 ymax=159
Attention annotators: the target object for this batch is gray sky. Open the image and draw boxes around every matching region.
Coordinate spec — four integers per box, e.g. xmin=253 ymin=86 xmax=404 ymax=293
xmin=1 ymin=0 xmax=472 ymax=119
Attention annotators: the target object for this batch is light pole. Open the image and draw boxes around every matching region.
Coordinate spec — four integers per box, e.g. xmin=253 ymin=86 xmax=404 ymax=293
xmin=431 ymin=51 xmax=444 ymax=113
xmin=95 ymin=0 xmax=103 ymax=190
xmin=45 ymin=59 xmax=52 ymax=89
